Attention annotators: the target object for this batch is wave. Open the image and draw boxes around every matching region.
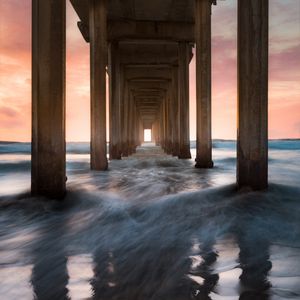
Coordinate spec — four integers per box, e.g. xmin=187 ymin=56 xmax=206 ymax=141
xmin=0 ymin=139 xmax=299 ymax=299
xmin=1 ymin=139 xmax=299 ymax=155
xmin=0 ymin=184 xmax=299 ymax=299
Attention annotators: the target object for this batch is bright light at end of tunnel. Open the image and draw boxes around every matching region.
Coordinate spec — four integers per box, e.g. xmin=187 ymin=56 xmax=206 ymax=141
xmin=144 ymin=129 xmax=152 ymax=142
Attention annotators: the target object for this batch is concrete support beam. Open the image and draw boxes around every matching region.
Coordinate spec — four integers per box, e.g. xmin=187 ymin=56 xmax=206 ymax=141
xmin=159 ymin=103 xmax=165 ymax=149
xmin=109 ymin=41 xmax=122 ymax=160
xmin=178 ymin=42 xmax=192 ymax=159
xmin=171 ymin=66 xmax=180 ymax=156
xmin=139 ymin=120 xmax=144 ymax=145
xmin=237 ymin=0 xmax=269 ymax=190
xmin=128 ymin=92 xmax=134 ymax=155
xmin=119 ymin=64 xmax=126 ymax=155
xmin=195 ymin=0 xmax=213 ymax=168
xmin=119 ymin=42 xmax=179 ymax=65
xmin=108 ymin=20 xmax=195 ymax=42
xmin=121 ymin=81 xmax=129 ymax=157
xmin=31 ymin=0 xmax=66 ymax=199
xmin=90 ymin=0 xmax=108 ymax=170
xmin=166 ymin=86 xmax=173 ymax=154
xmin=74 ymin=19 xmax=195 ymax=43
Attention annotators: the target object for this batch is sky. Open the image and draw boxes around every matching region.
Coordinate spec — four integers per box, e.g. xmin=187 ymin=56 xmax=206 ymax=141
xmin=0 ymin=0 xmax=299 ymax=142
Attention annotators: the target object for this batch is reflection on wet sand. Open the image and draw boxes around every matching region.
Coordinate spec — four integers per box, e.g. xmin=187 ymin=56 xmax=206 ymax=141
xmin=237 ymin=234 xmax=271 ymax=300
xmin=26 ymin=224 xmax=289 ymax=299
xmin=187 ymin=239 xmax=218 ymax=299
xmin=30 ymin=219 xmax=70 ymax=300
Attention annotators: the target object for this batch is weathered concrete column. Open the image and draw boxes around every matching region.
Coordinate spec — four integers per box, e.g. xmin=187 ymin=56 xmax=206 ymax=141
xmin=109 ymin=41 xmax=121 ymax=160
xmin=122 ymin=81 xmax=129 ymax=157
xmin=162 ymin=97 xmax=167 ymax=151
xmin=139 ymin=120 xmax=144 ymax=145
xmin=237 ymin=0 xmax=268 ymax=190
xmin=159 ymin=103 xmax=165 ymax=149
xmin=195 ymin=0 xmax=213 ymax=168
xmin=133 ymin=106 xmax=139 ymax=151
xmin=152 ymin=121 xmax=158 ymax=145
xmin=166 ymin=84 xmax=173 ymax=154
xmin=172 ymin=66 xmax=180 ymax=156
xmin=128 ymin=92 xmax=134 ymax=155
xmin=32 ymin=0 xmax=66 ymax=199
xmin=90 ymin=0 xmax=108 ymax=170
xmin=165 ymin=92 xmax=169 ymax=153
xmin=178 ymin=42 xmax=192 ymax=159
xmin=132 ymin=105 xmax=137 ymax=152
xmin=153 ymin=119 xmax=161 ymax=146
xmin=119 ymin=64 xmax=125 ymax=153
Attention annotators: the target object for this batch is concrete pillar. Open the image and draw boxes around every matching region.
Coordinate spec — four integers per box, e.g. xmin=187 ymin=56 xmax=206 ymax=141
xmin=122 ymin=81 xmax=129 ymax=157
xmin=159 ymin=103 xmax=165 ymax=149
xmin=109 ymin=41 xmax=121 ymax=160
xmin=90 ymin=0 xmax=108 ymax=170
xmin=152 ymin=122 xmax=157 ymax=144
xmin=154 ymin=119 xmax=161 ymax=146
xmin=172 ymin=66 xmax=180 ymax=156
xmin=178 ymin=42 xmax=192 ymax=159
xmin=162 ymin=97 xmax=167 ymax=151
xmin=139 ymin=120 xmax=144 ymax=145
xmin=134 ymin=106 xmax=139 ymax=150
xmin=31 ymin=0 xmax=66 ymax=199
xmin=119 ymin=64 xmax=125 ymax=153
xmin=128 ymin=92 xmax=134 ymax=155
xmin=132 ymin=104 xmax=137 ymax=153
xmin=166 ymin=85 xmax=173 ymax=154
xmin=237 ymin=0 xmax=268 ymax=190
xmin=195 ymin=0 xmax=213 ymax=168
xmin=165 ymin=92 xmax=169 ymax=153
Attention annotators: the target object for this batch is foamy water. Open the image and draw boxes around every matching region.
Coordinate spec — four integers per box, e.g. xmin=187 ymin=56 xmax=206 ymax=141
xmin=0 ymin=141 xmax=299 ymax=299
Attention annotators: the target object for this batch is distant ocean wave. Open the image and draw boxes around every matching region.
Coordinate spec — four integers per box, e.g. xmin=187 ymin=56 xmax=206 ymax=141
xmin=1 ymin=139 xmax=299 ymax=155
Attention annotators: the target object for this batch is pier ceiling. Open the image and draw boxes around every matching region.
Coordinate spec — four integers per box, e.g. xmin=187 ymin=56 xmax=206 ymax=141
xmin=71 ymin=0 xmax=196 ymax=23
xmin=69 ymin=0 xmax=218 ymax=42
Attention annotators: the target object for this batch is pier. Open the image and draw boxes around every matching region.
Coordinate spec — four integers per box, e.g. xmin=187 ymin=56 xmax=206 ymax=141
xmin=31 ymin=0 xmax=269 ymax=198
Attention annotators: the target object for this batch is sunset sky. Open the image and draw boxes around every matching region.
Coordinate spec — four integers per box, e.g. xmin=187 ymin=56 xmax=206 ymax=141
xmin=0 ymin=0 xmax=299 ymax=142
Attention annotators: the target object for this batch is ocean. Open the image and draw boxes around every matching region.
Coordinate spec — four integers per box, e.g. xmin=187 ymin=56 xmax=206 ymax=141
xmin=0 ymin=140 xmax=299 ymax=300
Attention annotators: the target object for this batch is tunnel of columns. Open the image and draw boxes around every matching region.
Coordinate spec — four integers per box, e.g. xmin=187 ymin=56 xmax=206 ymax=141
xmin=31 ymin=0 xmax=268 ymax=198
xmin=107 ymin=42 xmax=193 ymax=161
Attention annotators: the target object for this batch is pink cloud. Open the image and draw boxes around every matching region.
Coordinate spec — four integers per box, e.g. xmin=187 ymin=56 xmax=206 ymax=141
xmin=0 ymin=0 xmax=299 ymax=141
xmin=0 ymin=106 xmax=18 ymax=118
xmin=270 ymin=44 xmax=300 ymax=82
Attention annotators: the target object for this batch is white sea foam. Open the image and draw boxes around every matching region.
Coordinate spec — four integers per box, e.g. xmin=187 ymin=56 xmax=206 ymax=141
xmin=0 ymin=141 xmax=299 ymax=299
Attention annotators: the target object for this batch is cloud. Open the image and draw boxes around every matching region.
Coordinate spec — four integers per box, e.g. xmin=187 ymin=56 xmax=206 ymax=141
xmin=0 ymin=0 xmax=299 ymax=141
xmin=0 ymin=106 xmax=18 ymax=118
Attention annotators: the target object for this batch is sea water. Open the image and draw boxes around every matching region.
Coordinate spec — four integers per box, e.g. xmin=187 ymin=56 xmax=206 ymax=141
xmin=0 ymin=140 xmax=299 ymax=299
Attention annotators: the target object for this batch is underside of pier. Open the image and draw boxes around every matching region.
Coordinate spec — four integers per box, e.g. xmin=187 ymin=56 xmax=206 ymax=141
xmin=31 ymin=0 xmax=269 ymax=198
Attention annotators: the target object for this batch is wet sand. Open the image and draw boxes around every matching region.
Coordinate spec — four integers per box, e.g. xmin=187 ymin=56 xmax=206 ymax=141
xmin=0 ymin=144 xmax=300 ymax=300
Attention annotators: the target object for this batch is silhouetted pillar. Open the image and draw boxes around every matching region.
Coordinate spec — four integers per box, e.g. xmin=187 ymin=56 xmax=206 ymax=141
xmin=195 ymin=0 xmax=213 ymax=168
xmin=165 ymin=90 xmax=172 ymax=154
xmin=154 ymin=119 xmax=161 ymax=146
xmin=122 ymin=81 xmax=129 ymax=157
xmin=167 ymin=84 xmax=173 ymax=154
xmin=90 ymin=0 xmax=108 ymax=170
xmin=172 ymin=66 xmax=180 ymax=156
xmin=178 ymin=42 xmax=192 ymax=159
xmin=159 ymin=103 xmax=165 ymax=149
xmin=128 ymin=92 xmax=134 ymax=155
xmin=31 ymin=0 xmax=66 ymax=199
xmin=237 ymin=0 xmax=268 ymax=190
xmin=119 ymin=65 xmax=126 ymax=153
xmin=133 ymin=106 xmax=137 ymax=152
xmin=162 ymin=97 xmax=167 ymax=151
xmin=139 ymin=120 xmax=144 ymax=145
xmin=109 ymin=41 xmax=121 ymax=160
